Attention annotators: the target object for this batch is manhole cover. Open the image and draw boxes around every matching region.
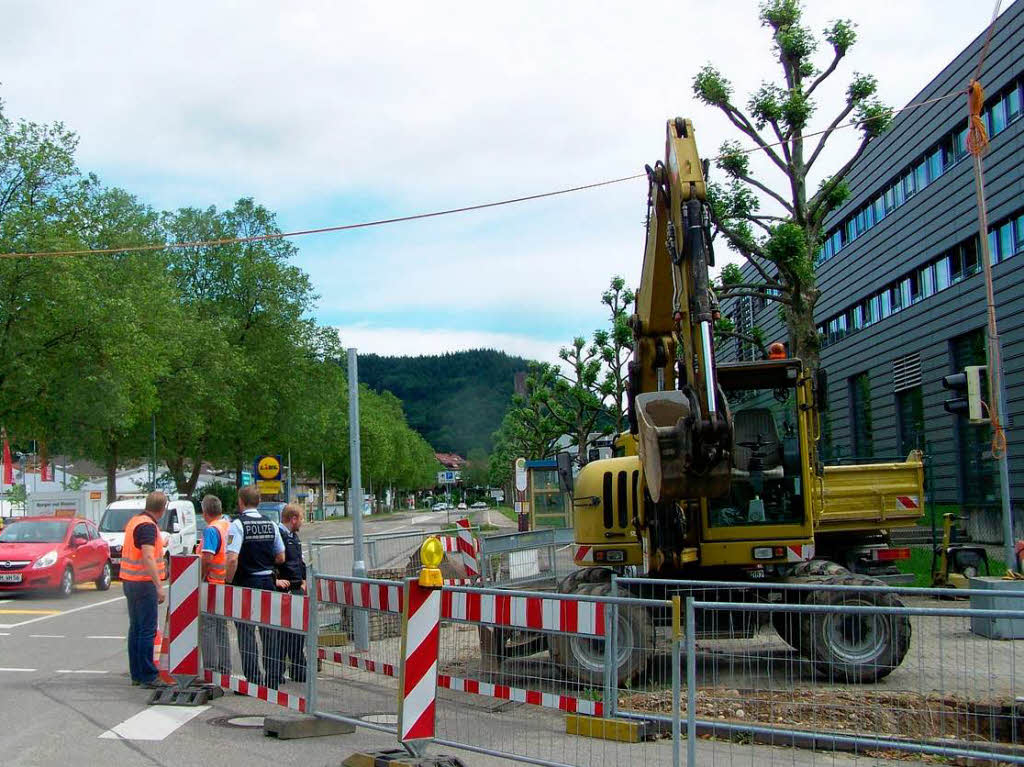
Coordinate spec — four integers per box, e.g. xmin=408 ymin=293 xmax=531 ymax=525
xmin=361 ymin=713 xmax=398 ymax=725
xmin=226 ymin=716 xmax=265 ymax=728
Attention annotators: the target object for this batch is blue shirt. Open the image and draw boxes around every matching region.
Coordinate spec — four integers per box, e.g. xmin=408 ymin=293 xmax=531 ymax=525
xmin=201 ymin=525 xmax=221 ymax=555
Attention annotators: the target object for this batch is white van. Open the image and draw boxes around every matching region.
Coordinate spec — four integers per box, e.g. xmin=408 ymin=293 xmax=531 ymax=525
xmin=97 ymin=498 xmax=198 ymax=577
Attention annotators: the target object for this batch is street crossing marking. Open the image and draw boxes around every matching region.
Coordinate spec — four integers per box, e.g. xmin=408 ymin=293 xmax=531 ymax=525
xmin=56 ymin=669 xmax=109 ymax=674
xmin=0 ymin=667 xmax=36 ymax=672
xmin=99 ymin=705 xmax=209 ymax=741
xmin=0 ymin=609 xmax=61 ymax=615
xmin=30 ymin=634 xmax=66 ymax=638
xmin=87 ymin=635 xmax=125 ymax=639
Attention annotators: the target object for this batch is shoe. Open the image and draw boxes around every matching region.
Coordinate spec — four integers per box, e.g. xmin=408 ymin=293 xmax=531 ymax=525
xmin=142 ymin=679 xmax=174 ymax=689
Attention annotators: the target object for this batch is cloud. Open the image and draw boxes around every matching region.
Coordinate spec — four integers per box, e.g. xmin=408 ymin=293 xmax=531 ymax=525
xmin=0 ymin=1 xmax=1004 ymax=358
xmin=335 ymin=324 xmax=563 ymax=364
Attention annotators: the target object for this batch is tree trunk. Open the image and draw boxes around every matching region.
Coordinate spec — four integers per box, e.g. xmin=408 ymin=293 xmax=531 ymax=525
xmin=183 ymin=458 xmax=203 ymax=497
xmin=105 ymin=439 xmax=118 ymax=507
xmin=784 ymin=298 xmax=821 ymax=373
xmin=235 ymin=457 xmax=243 ymax=488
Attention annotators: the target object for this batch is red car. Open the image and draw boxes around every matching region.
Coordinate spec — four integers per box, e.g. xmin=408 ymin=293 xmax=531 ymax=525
xmin=0 ymin=516 xmax=113 ymax=596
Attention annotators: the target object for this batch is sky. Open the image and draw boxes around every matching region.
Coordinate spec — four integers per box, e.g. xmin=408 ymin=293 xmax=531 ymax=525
xmin=0 ymin=1 xmax=1009 ymax=363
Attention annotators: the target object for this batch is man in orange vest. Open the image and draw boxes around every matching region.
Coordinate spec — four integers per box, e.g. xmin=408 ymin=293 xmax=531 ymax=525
xmin=121 ymin=491 xmax=171 ymax=689
xmin=199 ymin=495 xmax=232 ymax=675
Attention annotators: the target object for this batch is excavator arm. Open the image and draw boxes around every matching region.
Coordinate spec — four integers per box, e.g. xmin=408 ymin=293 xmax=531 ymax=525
xmin=628 ymin=118 xmax=732 ymax=502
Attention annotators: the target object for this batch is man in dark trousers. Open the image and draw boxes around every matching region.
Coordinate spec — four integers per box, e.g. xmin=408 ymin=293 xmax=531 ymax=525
xmin=275 ymin=503 xmax=307 ymax=683
xmin=121 ymin=491 xmax=172 ymax=689
xmin=225 ymin=485 xmax=285 ymax=688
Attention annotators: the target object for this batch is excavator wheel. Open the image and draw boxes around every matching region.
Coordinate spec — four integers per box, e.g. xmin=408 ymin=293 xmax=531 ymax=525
xmin=777 ymin=565 xmax=911 ymax=683
xmin=549 ymin=570 xmax=654 ymax=686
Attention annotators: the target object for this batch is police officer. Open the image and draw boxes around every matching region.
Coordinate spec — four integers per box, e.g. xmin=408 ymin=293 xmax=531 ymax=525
xmin=275 ymin=504 xmax=307 ymax=683
xmin=225 ymin=485 xmax=285 ymax=688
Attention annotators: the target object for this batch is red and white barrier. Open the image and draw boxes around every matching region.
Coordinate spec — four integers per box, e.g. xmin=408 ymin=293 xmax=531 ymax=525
xmin=203 ymin=670 xmax=307 ymax=712
xmin=318 ymin=648 xmax=603 ymax=718
xmin=202 ymin=583 xmax=309 ymax=630
xmin=316 ymin=579 xmax=404 ymax=613
xmin=397 ymin=579 xmax=441 ymax=744
xmin=168 ymin=555 xmax=200 ymax=678
xmin=455 ymin=518 xmax=479 ymax=578
xmin=441 ymin=590 xmax=605 ymax=636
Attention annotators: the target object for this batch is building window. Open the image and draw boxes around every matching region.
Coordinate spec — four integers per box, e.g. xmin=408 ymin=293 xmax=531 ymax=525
xmin=920 ymin=264 xmax=936 ymax=297
xmin=988 ymin=229 xmax=1000 ymax=263
xmin=873 ymin=196 xmax=886 ymax=223
xmin=903 ymin=172 xmax=916 ymax=200
xmin=991 ymin=97 xmax=1007 ymax=135
xmin=849 ymin=372 xmax=874 ymax=458
xmin=896 ymin=386 xmax=925 ymax=455
xmin=999 ymin=221 xmax=1015 ymax=260
xmin=928 ymin=148 xmax=943 ymax=181
xmin=1008 ymin=85 xmax=1022 ymax=123
xmin=914 ymin=161 xmax=929 ymax=191
xmin=935 ymin=256 xmax=951 ymax=291
xmin=954 ymin=128 xmax=968 ymax=160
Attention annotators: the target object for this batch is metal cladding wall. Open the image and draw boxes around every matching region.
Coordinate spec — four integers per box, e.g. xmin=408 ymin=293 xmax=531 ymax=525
xmin=718 ymin=3 xmax=1024 ymax=511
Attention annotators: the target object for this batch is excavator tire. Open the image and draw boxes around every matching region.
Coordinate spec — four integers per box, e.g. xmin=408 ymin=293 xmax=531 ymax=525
xmin=549 ymin=572 xmax=654 ymax=686
xmin=778 ymin=567 xmax=911 ymax=683
xmin=490 ymin=568 xmax=614 ymax=662
xmin=771 ymin=560 xmax=851 ymax=650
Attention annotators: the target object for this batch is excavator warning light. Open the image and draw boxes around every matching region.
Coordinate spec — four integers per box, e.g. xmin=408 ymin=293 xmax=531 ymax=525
xmin=768 ymin=343 xmax=786 ymax=360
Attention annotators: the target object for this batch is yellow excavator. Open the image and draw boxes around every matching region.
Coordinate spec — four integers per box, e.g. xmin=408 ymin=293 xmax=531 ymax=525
xmin=550 ymin=118 xmax=923 ymax=684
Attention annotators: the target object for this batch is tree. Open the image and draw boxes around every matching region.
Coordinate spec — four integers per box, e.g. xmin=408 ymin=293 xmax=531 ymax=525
xmin=488 ymin=362 xmax=564 ymax=485
xmin=463 ymin=447 xmax=490 ymax=493
xmin=693 ymin=0 xmax=892 ymax=371
xmin=547 ymin=337 xmax=613 ymax=466
xmin=594 ymin=275 xmax=634 ymax=434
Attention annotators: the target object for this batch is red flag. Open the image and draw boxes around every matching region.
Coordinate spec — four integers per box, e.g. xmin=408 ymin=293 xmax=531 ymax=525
xmin=2 ymin=428 xmax=12 ymax=486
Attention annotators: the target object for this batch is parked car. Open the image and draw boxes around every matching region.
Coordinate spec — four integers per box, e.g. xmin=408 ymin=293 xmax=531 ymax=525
xmin=457 ymin=502 xmax=468 ymax=510
xmin=98 ymin=498 xmax=197 ymax=577
xmin=431 ymin=502 xmax=447 ymax=512
xmin=256 ymin=501 xmax=286 ymax=525
xmin=470 ymin=501 xmax=489 ymax=509
xmin=0 ymin=516 xmax=112 ymax=596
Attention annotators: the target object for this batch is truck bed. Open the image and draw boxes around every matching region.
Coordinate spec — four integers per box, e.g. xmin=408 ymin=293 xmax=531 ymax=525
xmin=817 ymin=453 xmax=925 ymax=533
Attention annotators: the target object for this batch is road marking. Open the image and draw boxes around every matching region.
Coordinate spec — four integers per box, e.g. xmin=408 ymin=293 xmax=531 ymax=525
xmin=99 ymin=705 xmax=209 ymax=741
xmin=0 ymin=609 xmax=61 ymax=615
xmin=87 ymin=635 xmax=125 ymax=640
xmin=30 ymin=634 xmax=66 ymax=638
xmin=0 ymin=667 xmax=36 ymax=672
xmin=0 ymin=595 xmax=122 ymax=629
xmin=56 ymin=669 xmax=109 ymax=674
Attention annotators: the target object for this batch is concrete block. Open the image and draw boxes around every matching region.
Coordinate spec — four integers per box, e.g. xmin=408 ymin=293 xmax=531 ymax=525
xmin=263 ymin=714 xmax=356 ymax=739
xmin=969 ymin=576 xmax=1024 ymax=639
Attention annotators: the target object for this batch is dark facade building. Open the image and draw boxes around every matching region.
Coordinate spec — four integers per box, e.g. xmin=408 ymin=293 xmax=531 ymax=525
xmin=719 ymin=4 xmax=1024 ymax=542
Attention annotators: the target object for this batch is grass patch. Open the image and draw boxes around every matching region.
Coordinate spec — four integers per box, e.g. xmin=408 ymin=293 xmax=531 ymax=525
xmin=896 ymin=545 xmax=1007 ymax=587
xmin=916 ymin=503 xmax=962 ymax=528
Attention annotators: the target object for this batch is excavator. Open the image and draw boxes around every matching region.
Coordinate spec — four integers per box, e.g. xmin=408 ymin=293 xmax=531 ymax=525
xmin=548 ymin=118 xmax=923 ymax=685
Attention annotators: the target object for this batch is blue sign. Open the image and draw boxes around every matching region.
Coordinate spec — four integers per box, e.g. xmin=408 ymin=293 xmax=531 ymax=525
xmin=241 ymin=470 xmax=253 ymax=485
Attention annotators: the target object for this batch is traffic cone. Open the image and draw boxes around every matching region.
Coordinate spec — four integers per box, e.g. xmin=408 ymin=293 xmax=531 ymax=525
xmin=154 ymin=628 xmax=175 ymax=684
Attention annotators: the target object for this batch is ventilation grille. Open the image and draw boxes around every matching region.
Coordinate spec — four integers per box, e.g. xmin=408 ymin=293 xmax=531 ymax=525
xmin=892 ymin=353 xmax=921 ymax=392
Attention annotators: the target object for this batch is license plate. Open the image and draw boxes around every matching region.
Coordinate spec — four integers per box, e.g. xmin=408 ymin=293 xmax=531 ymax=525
xmin=0 ymin=573 xmax=23 ymax=583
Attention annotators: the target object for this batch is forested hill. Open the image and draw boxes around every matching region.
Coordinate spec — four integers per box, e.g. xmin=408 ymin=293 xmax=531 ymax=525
xmin=358 ymin=349 xmax=531 ymax=455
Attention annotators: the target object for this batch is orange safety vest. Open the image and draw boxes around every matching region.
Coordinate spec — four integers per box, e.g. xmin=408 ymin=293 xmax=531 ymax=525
xmin=121 ymin=514 xmax=165 ymax=582
xmin=205 ymin=517 xmax=231 ymax=584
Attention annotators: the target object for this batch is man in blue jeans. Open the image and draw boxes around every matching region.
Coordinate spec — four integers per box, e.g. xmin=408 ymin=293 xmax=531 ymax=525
xmin=225 ymin=485 xmax=285 ymax=688
xmin=120 ymin=492 xmax=172 ymax=688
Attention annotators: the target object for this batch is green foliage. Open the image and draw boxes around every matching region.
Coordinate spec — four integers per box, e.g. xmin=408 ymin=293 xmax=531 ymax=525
xmin=692 ymin=65 xmax=732 ymax=107
xmin=825 ymin=19 xmax=857 ymax=56
xmin=593 ymin=276 xmax=633 ymax=433
xmin=489 ymin=362 xmax=565 ymax=485
xmin=719 ymin=263 xmax=744 ymax=286
xmin=715 ymin=141 xmax=750 ymax=179
xmin=759 ymin=0 xmax=800 ymax=28
xmin=760 ymin=1 xmax=816 ymax=61
xmin=0 ymin=100 xmax=438 ymax=501
xmin=194 ymin=481 xmax=238 ymax=516
xmin=847 ymin=73 xmax=878 ymax=103
xmin=358 ymin=349 xmax=530 ymax=455
xmin=748 ymin=85 xmax=786 ymax=130
xmin=856 ymin=101 xmax=894 ymax=140
xmin=781 ymin=88 xmax=814 ymax=132
xmin=764 ymin=222 xmax=812 ymax=279
xmin=814 ymin=177 xmax=851 ymax=217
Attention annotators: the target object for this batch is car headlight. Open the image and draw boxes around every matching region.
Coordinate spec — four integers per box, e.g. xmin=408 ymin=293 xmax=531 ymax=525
xmin=33 ymin=550 xmax=59 ymax=569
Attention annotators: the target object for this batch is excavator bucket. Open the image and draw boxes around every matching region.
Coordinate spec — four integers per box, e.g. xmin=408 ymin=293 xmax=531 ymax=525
xmin=635 ymin=390 xmax=731 ymax=502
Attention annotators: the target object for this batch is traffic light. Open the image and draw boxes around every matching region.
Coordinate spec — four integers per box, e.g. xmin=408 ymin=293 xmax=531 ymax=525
xmin=942 ymin=365 xmax=988 ymax=423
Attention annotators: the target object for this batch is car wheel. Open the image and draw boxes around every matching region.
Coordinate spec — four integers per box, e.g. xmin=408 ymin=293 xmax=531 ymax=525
xmin=95 ymin=562 xmax=112 ymax=591
xmin=58 ymin=566 xmax=75 ymax=598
